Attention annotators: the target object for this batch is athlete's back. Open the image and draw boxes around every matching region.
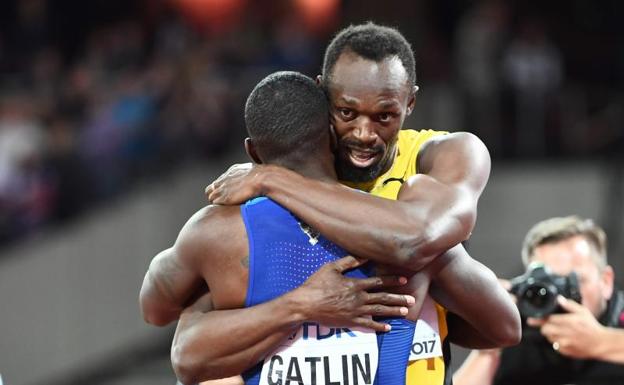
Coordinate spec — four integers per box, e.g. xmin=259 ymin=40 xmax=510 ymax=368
xmin=241 ymin=197 xmax=379 ymax=384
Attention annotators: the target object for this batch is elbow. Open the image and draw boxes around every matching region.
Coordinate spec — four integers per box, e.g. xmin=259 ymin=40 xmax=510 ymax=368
xmin=390 ymin=231 xmax=431 ymax=271
xmin=491 ymin=308 xmax=522 ymax=348
xmin=139 ymin=280 xmax=174 ymax=327
xmin=505 ymin=310 xmax=523 ymax=347
xmin=172 ymin=342 xmax=204 ymax=385
xmin=442 ymin=189 xmax=479 ymax=245
xmin=482 ymin=276 xmax=522 ymax=348
xmin=398 ymin=215 xmax=474 ymax=270
xmin=392 ymin=187 xmax=478 ymax=269
xmin=449 ymin=200 xmax=477 ymax=244
xmin=493 ymin=287 xmax=522 ymax=347
xmin=458 ymin=208 xmax=477 ymax=241
xmin=391 ymin=223 xmax=442 ymax=271
xmin=140 ymin=297 xmax=175 ymax=327
xmin=172 ymin=336 xmax=235 ymax=383
xmin=143 ymin=311 xmax=173 ymax=327
xmin=495 ymin=324 xmax=522 ymax=348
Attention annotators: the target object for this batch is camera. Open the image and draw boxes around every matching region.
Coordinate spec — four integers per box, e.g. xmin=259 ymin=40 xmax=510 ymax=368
xmin=510 ymin=262 xmax=582 ymax=318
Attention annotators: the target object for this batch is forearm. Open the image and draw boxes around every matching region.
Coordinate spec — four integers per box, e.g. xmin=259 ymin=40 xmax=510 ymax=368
xmin=593 ymin=327 xmax=624 ymax=364
xmin=172 ymin=293 xmax=303 ymax=383
xmin=261 ymin=167 xmax=473 ymax=270
xmin=452 ymin=349 xmax=499 ymax=385
xmin=428 ymin=245 xmax=521 ymax=348
xmin=199 ymin=377 xmax=244 ymax=385
xmin=446 ymin=313 xmax=503 ymax=349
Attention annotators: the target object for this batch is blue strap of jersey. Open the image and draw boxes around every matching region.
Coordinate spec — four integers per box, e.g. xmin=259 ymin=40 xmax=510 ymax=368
xmin=374 ymin=318 xmax=416 ymax=385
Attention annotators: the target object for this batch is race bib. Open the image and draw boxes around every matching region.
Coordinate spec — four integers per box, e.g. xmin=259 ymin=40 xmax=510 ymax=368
xmin=259 ymin=322 xmax=379 ymax=385
xmin=408 ymin=296 xmax=443 ymax=361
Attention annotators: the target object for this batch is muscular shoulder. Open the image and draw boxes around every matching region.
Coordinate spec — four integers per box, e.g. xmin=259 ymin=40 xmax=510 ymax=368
xmin=183 ymin=204 xmax=242 ymax=234
xmin=417 ymin=132 xmax=486 ymax=171
xmin=398 ymin=129 xmax=447 ymax=156
xmin=175 ymin=205 xmax=247 ymax=270
xmin=400 ymin=128 xmax=447 ymax=142
xmin=416 ymin=132 xmax=490 ymax=190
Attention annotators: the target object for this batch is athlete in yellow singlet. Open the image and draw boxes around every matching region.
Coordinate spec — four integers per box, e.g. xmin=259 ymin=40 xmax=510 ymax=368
xmin=346 ymin=129 xmax=450 ymax=384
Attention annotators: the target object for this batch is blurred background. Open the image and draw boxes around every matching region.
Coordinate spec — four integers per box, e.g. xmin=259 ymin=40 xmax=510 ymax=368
xmin=0 ymin=0 xmax=622 ymax=384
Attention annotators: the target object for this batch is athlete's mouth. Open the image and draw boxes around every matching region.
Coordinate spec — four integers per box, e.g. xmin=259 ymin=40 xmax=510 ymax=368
xmin=346 ymin=147 xmax=382 ymax=168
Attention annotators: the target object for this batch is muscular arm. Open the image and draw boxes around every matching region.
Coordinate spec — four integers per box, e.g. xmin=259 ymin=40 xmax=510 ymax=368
xmin=141 ymin=204 xmax=415 ymax=383
xmin=172 ymin=291 xmax=302 ymax=384
xmin=139 ymin=205 xmax=297 ymax=383
xmin=208 ymin=132 xmax=490 ymax=271
xmin=140 ymin=243 xmax=205 ymax=326
xmin=205 ymin=134 xmax=513 ymax=350
xmin=139 ymin=205 xmax=242 ymax=326
xmin=424 ymin=245 xmax=521 ymax=348
xmin=172 ymin=257 xmax=415 ymax=384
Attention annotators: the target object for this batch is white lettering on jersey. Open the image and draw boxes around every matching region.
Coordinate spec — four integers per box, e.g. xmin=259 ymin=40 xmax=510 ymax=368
xmin=259 ymin=322 xmax=378 ymax=385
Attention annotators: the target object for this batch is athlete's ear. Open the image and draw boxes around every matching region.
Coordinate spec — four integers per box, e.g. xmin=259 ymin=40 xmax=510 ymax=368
xmin=244 ymin=138 xmax=262 ymax=164
xmin=406 ymin=85 xmax=419 ymax=116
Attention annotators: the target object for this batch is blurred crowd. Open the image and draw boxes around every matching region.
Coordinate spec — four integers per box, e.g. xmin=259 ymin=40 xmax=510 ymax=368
xmin=0 ymin=0 xmax=622 ymax=248
xmin=379 ymin=0 xmax=623 ymax=161
xmin=0 ymin=0 xmax=330 ymax=245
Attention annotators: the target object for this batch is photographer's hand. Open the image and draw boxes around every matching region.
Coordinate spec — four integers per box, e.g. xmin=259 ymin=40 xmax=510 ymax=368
xmin=527 ymin=295 xmax=604 ymax=359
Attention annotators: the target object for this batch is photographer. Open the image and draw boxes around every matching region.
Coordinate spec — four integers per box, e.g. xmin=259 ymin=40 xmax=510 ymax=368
xmin=454 ymin=216 xmax=624 ymax=385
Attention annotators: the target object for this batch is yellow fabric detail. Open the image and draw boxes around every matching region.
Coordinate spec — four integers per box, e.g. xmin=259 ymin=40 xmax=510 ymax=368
xmin=406 ymin=357 xmax=445 ymax=385
xmin=403 ymin=286 xmax=450 ymax=384
xmin=342 ymin=129 xmax=449 ymax=385
xmin=435 ymin=302 xmax=449 ymax=341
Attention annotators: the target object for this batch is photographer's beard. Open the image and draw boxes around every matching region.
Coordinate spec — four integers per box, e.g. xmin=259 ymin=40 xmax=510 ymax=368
xmin=574 ymin=264 xmax=614 ymax=319
xmin=582 ymin=279 xmax=611 ymax=319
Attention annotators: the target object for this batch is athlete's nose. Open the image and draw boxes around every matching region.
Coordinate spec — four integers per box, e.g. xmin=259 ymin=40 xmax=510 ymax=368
xmin=352 ymin=117 xmax=378 ymax=146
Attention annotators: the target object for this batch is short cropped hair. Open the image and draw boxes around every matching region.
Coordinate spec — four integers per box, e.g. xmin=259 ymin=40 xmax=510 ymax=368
xmin=245 ymin=71 xmax=329 ymax=163
xmin=322 ymin=22 xmax=416 ymax=86
xmin=522 ymin=216 xmax=608 ymax=270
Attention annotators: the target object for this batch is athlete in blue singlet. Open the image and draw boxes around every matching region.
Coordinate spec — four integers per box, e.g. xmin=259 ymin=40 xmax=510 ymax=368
xmin=241 ymin=197 xmax=379 ymax=385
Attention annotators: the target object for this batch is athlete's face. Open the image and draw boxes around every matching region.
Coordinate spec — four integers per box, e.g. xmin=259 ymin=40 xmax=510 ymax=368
xmin=531 ymin=235 xmax=614 ymax=318
xmin=324 ymin=52 xmax=416 ymax=183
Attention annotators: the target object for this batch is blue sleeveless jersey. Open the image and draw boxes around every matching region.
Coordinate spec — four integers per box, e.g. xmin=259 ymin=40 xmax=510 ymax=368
xmin=240 ymin=197 xmax=411 ymax=385
xmin=373 ymin=318 xmax=416 ymax=385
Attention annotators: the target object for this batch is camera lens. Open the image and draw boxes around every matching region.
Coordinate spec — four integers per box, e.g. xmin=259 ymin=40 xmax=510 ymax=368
xmin=517 ymin=281 xmax=559 ymax=318
xmin=524 ymin=284 xmax=554 ymax=308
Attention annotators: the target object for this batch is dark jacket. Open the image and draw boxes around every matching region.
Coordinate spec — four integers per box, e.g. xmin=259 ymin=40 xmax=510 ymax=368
xmin=494 ymin=290 xmax=624 ymax=385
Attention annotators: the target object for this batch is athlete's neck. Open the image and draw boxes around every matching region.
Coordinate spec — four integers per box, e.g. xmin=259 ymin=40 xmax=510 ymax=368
xmin=275 ymin=158 xmax=337 ymax=183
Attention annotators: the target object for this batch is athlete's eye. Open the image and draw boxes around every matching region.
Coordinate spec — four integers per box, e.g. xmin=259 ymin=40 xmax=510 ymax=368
xmin=378 ymin=113 xmax=393 ymax=123
xmin=338 ymin=108 xmax=354 ymax=120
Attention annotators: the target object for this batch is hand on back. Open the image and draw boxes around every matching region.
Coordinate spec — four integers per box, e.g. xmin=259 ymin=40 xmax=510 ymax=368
xmin=287 ymin=255 xmax=416 ymax=332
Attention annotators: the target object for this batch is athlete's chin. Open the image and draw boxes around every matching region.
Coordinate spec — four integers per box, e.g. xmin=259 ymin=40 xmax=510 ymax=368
xmin=335 ymin=157 xmax=384 ymax=183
